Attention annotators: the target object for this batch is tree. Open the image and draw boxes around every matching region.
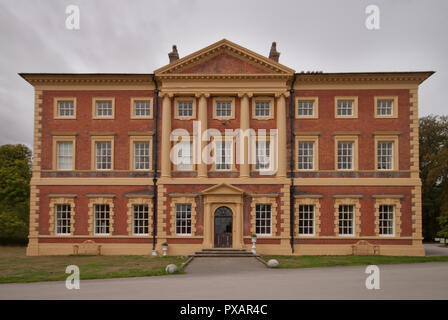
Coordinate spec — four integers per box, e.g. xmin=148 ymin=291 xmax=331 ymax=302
xmin=0 ymin=144 xmax=32 ymax=244
xmin=419 ymin=115 xmax=448 ymax=240
xmin=437 ymin=214 xmax=448 ymax=244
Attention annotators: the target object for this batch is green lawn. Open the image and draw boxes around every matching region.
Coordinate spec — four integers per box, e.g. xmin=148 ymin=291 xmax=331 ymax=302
xmin=262 ymin=254 xmax=448 ymax=269
xmin=0 ymin=246 xmax=188 ymax=284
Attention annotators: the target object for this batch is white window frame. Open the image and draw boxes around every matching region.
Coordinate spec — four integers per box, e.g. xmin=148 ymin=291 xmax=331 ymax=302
xmin=379 ymin=204 xmax=395 ymax=237
xmin=335 ymin=96 xmax=358 ymax=119
xmin=295 ymin=135 xmax=319 ymax=171
xmin=255 ymin=203 xmax=272 ymax=236
xmin=374 ymin=96 xmax=398 ymax=118
xmin=132 ymin=204 xmax=149 ymax=236
xmin=377 ymin=141 xmax=394 ymax=170
xmin=334 ymin=135 xmax=359 ymax=171
xmin=131 ymin=97 xmax=153 ymax=119
xmin=174 ymin=98 xmax=196 ymax=120
xmin=213 ymin=97 xmax=235 ymax=120
xmin=338 ymin=204 xmax=355 ymax=236
xmin=94 ymin=204 xmax=111 ymax=236
xmin=133 ymin=141 xmax=151 ymax=171
xmin=255 ymin=140 xmax=271 ymax=170
xmin=95 ymin=141 xmax=112 ymax=171
xmin=374 ymin=135 xmax=399 ymax=172
xmin=296 ymin=97 xmax=318 ymax=119
xmin=54 ymin=98 xmax=77 ymax=119
xmin=298 ymin=204 xmax=315 ymax=236
xmin=175 ymin=140 xmax=193 ymax=171
xmin=56 ymin=141 xmax=73 ymax=171
xmin=298 ymin=141 xmax=314 ymax=170
xmin=252 ymin=97 xmax=274 ymax=120
xmin=91 ymin=135 xmax=114 ymax=171
xmin=92 ymin=97 xmax=115 ymax=119
xmin=212 ymin=136 xmax=234 ymax=171
xmin=337 ymin=141 xmax=354 ymax=170
xmin=55 ymin=203 xmax=72 ymax=235
xmin=53 ymin=136 xmax=76 ymax=171
xmin=175 ymin=203 xmax=192 ymax=236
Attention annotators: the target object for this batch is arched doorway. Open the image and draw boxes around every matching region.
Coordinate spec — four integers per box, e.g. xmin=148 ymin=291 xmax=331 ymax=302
xmin=214 ymin=206 xmax=233 ymax=248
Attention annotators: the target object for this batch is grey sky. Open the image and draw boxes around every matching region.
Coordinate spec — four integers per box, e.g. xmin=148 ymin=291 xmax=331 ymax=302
xmin=0 ymin=0 xmax=447 ymax=149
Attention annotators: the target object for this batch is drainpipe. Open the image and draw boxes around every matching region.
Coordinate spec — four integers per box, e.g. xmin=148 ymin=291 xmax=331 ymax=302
xmin=151 ymin=74 xmax=159 ymax=256
xmin=289 ymin=74 xmax=297 ymax=253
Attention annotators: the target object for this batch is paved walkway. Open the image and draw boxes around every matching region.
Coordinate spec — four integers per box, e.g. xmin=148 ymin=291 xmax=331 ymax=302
xmin=424 ymin=243 xmax=448 ymax=256
xmin=185 ymin=257 xmax=266 ymax=274
xmin=1 ymin=262 xmax=448 ymax=299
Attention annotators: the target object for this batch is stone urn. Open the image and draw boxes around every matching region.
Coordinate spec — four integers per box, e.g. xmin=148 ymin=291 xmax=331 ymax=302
xmin=162 ymin=242 xmax=168 ymax=256
xmin=251 ymin=234 xmax=257 ymax=254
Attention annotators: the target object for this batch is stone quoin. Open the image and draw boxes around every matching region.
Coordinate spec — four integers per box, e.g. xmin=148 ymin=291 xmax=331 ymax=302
xmin=20 ymin=39 xmax=433 ymax=256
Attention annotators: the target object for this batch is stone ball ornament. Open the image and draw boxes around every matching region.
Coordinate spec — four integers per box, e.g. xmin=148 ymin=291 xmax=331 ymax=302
xmin=267 ymin=259 xmax=279 ymax=268
xmin=165 ymin=264 xmax=178 ymax=274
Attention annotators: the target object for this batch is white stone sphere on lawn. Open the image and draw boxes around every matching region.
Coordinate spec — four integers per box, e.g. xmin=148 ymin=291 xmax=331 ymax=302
xmin=267 ymin=259 xmax=279 ymax=268
xmin=165 ymin=264 xmax=178 ymax=274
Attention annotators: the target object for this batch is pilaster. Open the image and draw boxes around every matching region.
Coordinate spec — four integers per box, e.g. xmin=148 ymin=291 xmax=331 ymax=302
xmin=239 ymin=93 xmax=251 ymax=177
xmin=161 ymin=93 xmax=172 ymax=177
xmin=197 ymin=93 xmax=209 ymax=177
xmin=276 ymin=92 xmax=288 ymax=177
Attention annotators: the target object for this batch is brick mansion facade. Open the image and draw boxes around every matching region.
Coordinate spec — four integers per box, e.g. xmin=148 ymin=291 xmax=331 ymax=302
xmin=21 ymin=39 xmax=433 ymax=256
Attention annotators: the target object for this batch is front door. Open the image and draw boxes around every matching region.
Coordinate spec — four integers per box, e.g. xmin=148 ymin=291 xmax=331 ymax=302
xmin=214 ymin=206 xmax=232 ymax=248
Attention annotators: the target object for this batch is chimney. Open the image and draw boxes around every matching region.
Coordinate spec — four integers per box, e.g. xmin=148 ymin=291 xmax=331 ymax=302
xmin=168 ymin=45 xmax=179 ymax=63
xmin=269 ymin=42 xmax=280 ymax=62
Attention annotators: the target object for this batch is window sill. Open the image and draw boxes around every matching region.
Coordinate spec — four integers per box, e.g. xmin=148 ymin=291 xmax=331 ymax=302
xmin=295 ymin=116 xmax=318 ymax=119
xmin=54 ymin=117 xmax=77 ymax=120
xmin=131 ymin=116 xmax=154 ymax=120
xmin=174 ymin=116 xmax=196 ymax=120
xmin=253 ymin=116 xmax=274 ymax=121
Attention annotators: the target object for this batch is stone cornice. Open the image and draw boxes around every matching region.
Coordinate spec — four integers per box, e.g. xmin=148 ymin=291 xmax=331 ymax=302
xmin=156 ymin=73 xmax=292 ymax=80
xmin=20 ymin=71 xmax=434 ymax=86
xmin=294 ymin=71 xmax=434 ymax=85
xmin=19 ymin=73 xmax=154 ymax=86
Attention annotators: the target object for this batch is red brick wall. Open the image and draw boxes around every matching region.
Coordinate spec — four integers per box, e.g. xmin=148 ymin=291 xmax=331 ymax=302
xmin=180 ymin=53 xmax=269 ymax=74
xmin=296 ymin=186 xmax=413 ymax=237
xmin=40 ymin=90 xmax=159 ymax=173
xmin=291 ymin=89 xmax=411 ymax=172
xmin=38 ymin=185 xmax=152 ymax=236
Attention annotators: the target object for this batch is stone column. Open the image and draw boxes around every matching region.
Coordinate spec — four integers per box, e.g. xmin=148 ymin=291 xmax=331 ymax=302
xmin=203 ymin=201 xmax=213 ymax=248
xmin=276 ymin=93 xmax=287 ymax=177
xmin=239 ymin=93 xmax=250 ymax=177
xmin=234 ymin=199 xmax=244 ymax=248
xmin=161 ymin=93 xmax=172 ymax=177
xmin=197 ymin=93 xmax=209 ymax=177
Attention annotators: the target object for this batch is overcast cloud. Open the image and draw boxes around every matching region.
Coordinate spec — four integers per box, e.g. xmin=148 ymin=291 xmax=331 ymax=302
xmin=0 ymin=0 xmax=447 ymax=149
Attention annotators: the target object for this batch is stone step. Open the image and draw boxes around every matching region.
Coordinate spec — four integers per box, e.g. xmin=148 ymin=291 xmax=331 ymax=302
xmin=188 ymin=253 xmax=259 ymax=258
xmin=196 ymin=249 xmax=249 ymax=253
xmin=193 ymin=252 xmax=254 ymax=256
xmin=189 ymin=248 xmax=258 ymax=258
xmin=201 ymin=248 xmax=246 ymax=251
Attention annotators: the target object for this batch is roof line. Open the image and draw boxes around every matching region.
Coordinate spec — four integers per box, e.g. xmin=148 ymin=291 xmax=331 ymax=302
xmin=294 ymin=71 xmax=435 ymax=75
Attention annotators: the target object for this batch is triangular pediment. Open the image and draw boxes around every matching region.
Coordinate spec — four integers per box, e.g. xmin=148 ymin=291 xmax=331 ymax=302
xmin=201 ymin=183 xmax=245 ymax=195
xmin=154 ymin=39 xmax=295 ymax=76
